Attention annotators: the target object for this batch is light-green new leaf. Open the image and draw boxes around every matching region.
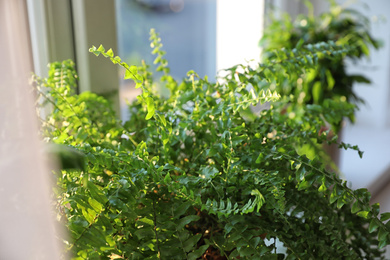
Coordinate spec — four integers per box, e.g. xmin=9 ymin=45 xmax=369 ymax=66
xmin=145 ymin=97 xmax=155 ymax=120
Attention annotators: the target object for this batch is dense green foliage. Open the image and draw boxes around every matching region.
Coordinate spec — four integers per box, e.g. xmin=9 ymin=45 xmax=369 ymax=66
xmin=34 ymin=29 xmax=390 ymax=259
xmin=260 ymin=1 xmax=380 ymax=131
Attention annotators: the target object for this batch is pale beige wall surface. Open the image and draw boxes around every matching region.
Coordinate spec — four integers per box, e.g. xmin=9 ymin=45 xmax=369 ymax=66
xmin=0 ymin=0 xmax=63 ymax=259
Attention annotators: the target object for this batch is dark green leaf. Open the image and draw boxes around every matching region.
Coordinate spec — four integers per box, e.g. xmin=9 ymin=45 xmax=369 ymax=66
xmin=183 ymin=233 xmax=202 ymax=252
xmin=369 ymin=219 xmax=379 ymax=233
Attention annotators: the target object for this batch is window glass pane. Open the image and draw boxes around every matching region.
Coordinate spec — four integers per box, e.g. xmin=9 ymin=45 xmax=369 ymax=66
xmin=116 ymin=0 xmax=216 ymax=120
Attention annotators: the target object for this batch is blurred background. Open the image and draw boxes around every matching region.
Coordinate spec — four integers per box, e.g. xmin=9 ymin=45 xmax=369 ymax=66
xmin=1 ymin=0 xmax=390 ymax=258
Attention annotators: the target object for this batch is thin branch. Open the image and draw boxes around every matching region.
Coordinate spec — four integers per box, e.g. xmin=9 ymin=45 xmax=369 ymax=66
xmin=152 ymin=198 xmax=161 ymax=259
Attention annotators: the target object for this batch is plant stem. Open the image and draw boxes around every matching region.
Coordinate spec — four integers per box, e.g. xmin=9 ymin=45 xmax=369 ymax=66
xmin=152 ymin=198 xmax=161 ymax=259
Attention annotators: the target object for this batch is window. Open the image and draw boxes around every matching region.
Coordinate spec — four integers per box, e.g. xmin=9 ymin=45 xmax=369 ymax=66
xmin=116 ymin=0 xmax=216 ymax=120
xmin=116 ymin=0 xmax=264 ymax=120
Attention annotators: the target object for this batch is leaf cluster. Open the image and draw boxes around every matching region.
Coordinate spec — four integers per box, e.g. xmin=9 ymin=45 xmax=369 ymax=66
xmin=260 ymin=0 xmax=381 ymax=131
xmin=34 ymin=29 xmax=390 ymax=259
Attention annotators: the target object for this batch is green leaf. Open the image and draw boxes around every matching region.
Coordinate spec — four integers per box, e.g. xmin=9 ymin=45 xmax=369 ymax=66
xmin=312 ymin=81 xmax=322 ymax=104
xmin=111 ymin=56 xmax=121 ymax=64
xmin=295 ymin=144 xmax=316 ymax=160
xmin=296 ymin=167 xmax=306 ymax=181
xmin=156 ymin=113 xmax=167 ymax=127
xmin=369 ymin=219 xmax=379 ymax=233
xmin=97 ymin=44 xmax=105 ymax=53
xmin=124 ymin=69 xmax=134 ymax=80
xmin=251 ymin=189 xmax=265 ymax=212
xmin=106 ymin=48 xmax=114 ymax=58
xmin=351 ymin=201 xmax=361 ymax=214
xmin=89 ymin=45 xmax=96 ymax=52
xmin=318 ymin=182 xmax=327 ymax=193
xmin=72 ymin=195 xmax=93 ymax=211
xmin=177 ymin=215 xmax=200 ymax=230
xmin=336 ymin=198 xmax=344 ymax=209
xmin=296 ymin=38 xmax=305 ymax=49
xmin=88 ymin=182 xmax=108 ymax=205
xmin=379 ymin=238 xmax=388 ymax=249
xmin=129 ymin=65 xmax=139 ymax=77
xmin=226 ymin=199 xmax=232 ymax=212
xmin=200 ymin=165 xmax=219 ymax=179
xmin=134 ymin=228 xmax=155 ymax=240
xmin=82 ymin=208 xmax=96 ymax=224
xmin=88 ymin=198 xmax=102 ymax=213
xmin=145 ymin=97 xmax=155 ymax=120
xmin=329 ymin=188 xmax=338 ymax=204
xmin=238 ymin=246 xmax=257 ymax=257
xmin=188 ymin=244 xmax=209 ymax=260
xmin=305 ymin=55 xmax=313 ymax=65
xmin=255 ymin=153 xmax=263 ymax=163
xmin=378 ymin=227 xmax=389 ymax=241
xmin=249 ymin=236 xmax=261 ymax=248
xmin=161 ymin=130 xmax=169 ymax=145
xmin=164 ymin=172 xmax=171 ymax=183
xmin=298 ymin=180 xmax=310 ymax=191
xmin=241 ymin=199 xmax=255 ymax=214
xmin=138 ymin=217 xmax=154 ymax=226
xmin=89 ymin=45 xmax=100 ymax=56
xmin=325 ymin=70 xmax=335 ymax=90
xmin=380 ymin=212 xmax=390 ymax=222
xmin=174 ymin=201 xmax=192 ymax=218
xmin=357 ymin=211 xmax=369 ymax=219
xmin=183 ymin=233 xmax=202 ymax=252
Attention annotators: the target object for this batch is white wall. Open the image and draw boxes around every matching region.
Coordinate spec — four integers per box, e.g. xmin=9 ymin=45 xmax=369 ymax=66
xmin=216 ymin=0 xmax=264 ymax=71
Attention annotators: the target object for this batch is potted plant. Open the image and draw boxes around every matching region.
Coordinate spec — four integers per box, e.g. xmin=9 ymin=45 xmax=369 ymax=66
xmin=34 ymin=29 xmax=390 ymax=259
xmin=259 ymin=1 xmax=380 ymax=166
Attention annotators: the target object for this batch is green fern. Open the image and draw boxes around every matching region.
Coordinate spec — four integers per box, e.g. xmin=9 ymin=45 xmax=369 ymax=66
xmin=33 ymin=29 xmax=389 ymax=259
